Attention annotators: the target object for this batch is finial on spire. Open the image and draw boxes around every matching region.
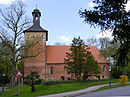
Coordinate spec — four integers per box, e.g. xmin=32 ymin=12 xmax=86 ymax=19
xmin=35 ymin=0 xmax=38 ymax=9
xmin=36 ymin=4 xmax=37 ymax=9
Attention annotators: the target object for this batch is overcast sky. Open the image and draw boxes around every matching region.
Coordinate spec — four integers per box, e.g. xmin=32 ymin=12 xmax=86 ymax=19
xmin=0 ymin=0 xmax=129 ymax=45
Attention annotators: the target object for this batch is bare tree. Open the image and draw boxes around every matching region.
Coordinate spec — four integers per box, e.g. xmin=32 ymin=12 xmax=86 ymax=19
xmin=98 ymin=37 xmax=110 ymax=50
xmin=85 ymin=37 xmax=98 ymax=47
xmin=54 ymin=42 xmax=66 ymax=45
xmin=0 ymin=1 xmax=42 ymax=86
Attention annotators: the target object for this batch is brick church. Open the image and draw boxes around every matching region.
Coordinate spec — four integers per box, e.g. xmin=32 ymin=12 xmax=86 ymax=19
xmin=24 ymin=8 xmax=109 ymax=80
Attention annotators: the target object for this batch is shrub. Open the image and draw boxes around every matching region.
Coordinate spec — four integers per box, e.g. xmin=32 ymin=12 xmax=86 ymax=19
xmin=24 ymin=71 xmax=42 ymax=92
xmin=44 ymin=80 xmax=77 ymax=86
xmin=0 ymin=74 xmax=10 ymax=86
xmin=111 ymin=66 xmax=122 ymax=79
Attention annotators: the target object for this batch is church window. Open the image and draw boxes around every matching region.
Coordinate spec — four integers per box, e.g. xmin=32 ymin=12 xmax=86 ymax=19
xmin=50 ymin=66 xmax=53 ymax=75
xmin=103 ymin=65 xmax=105 ymax=73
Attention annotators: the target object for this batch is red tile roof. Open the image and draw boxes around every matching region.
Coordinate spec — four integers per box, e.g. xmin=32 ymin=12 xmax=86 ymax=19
xmin=46 ymin=45 xmax=107 ymax=64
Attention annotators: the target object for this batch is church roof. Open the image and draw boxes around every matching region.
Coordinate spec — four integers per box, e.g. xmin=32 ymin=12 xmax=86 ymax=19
xmin=46 ymin=45 xmax=107 ymax=64
xmin=24 ymin=24 xmax=48 ymax=32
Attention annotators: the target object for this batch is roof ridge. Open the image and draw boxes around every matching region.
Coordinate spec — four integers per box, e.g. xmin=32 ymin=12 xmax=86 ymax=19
xmin=46 ymin=45 xmax=70 ymax=46
xmin=46 ymin=45 xmax=97 ymax=47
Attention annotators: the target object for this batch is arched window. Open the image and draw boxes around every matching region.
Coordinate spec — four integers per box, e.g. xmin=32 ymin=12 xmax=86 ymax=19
xmin=35 ymin=14 xmax=38 ymax=20
xmin=35 ymin=16 xmax=38 ymax=20
xmin=103 ymin=65 xmax=105 ymax=73
xmin=50 ymin=66 xmax=53 ymax=75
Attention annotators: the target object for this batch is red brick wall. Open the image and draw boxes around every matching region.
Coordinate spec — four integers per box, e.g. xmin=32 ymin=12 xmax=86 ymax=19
xmin=24 ymin=32 xmax=46 ymax=77
xmin=45 ymin=64 xmax=70 ymax=80
xmin=44 ymin=63 xmax=109 ymax=80
xmin=98 ymin=63 xmax=109 ymax=79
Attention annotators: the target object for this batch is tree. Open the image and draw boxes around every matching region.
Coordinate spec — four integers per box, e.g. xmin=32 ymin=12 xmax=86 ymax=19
xmin=125 ymin=61 xmax=130 ymax=77
xmin=64 ymin=37 xmax=86 ymax=80
xmin=79 ymin=0 xmax=130 ymax=74
xmin=85 ymin=37 xmax=98 ymax=47
xmin=99 ymin=37 xmax=110 ymax=50
xmin=83 ymin=51 xmax=100 ymax=80
xmin=0 ymin=1 xmax=43 ymax=86
xmin=99 ymin=38 xmax=118 ymax=60
xmin=111 ymin=65 xmax=122 ymax=79
xmin=0 ymin=1 xmax=30 ymax=86
xmin=24 ymin=71 xmax=42 ymax=92
xmin=64 ymin=37 xmax=100 ymax=80
xmin=0 ymin=41 xmax=12 ymax=84
xmin=54 ymin=42 xmax=66 ymax=45
xmin=0 ymin=57 xmax=11 ymax=85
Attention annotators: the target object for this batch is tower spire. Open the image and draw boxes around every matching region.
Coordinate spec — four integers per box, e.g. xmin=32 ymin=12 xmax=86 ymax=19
xmin=24 ymin=8 xmax=48 ymax=41
xmin=32 ymin=8 xmax=41 ymax=25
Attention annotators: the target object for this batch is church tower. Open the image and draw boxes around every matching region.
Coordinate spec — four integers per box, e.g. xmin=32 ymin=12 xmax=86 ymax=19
xmin=24 ymin=8 xmax=48 ymax=79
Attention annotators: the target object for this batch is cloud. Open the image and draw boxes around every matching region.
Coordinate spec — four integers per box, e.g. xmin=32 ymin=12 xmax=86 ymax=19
xmin=96 ymin=29 xmax=114 ymax=40
xmin=0 ymin=0 xmax=26 ymax=5
xmin=0 ymin=0 xmax=15 ymax=5
xmin=125 ymin=1 xmax=130 ymax=12
xmin=59 ymin=35 xmax=70 ymax=42
xmin=88 ymin=2 xmax=95 ymax=7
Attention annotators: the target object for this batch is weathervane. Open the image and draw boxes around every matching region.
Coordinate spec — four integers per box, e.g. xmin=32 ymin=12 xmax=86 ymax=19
xmin=35 ymin=0 xmax=38 ymax=9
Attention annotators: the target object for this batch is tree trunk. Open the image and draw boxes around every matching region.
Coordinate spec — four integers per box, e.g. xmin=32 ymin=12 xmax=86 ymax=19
xmin=122 ymin=59 xmax=126 ymax=75
xmin=32 ymin=77 xmax=34 ymax=92
xmin=10 ymin=62 xmax=16 ymax=87
xmin=122 ymin=67 xmax=126 ymax=75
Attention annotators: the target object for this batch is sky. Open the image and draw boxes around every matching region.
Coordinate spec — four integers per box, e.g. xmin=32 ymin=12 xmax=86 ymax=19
xmin=0 ymin=0 xmax=129 ymax=45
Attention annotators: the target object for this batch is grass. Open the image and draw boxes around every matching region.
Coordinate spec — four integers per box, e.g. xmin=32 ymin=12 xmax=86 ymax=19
xmin=96 ymin=83 xmax=130 ymax=91
xmin=0 ymin=79 xmax=128 ymax=97
xmin=71 ymin=83 xmax=130 ymax=97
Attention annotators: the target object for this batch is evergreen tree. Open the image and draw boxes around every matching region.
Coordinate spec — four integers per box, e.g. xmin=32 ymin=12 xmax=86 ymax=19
xmin=83 ymin=52 xmax=100 ymax=80
xmin=79 ymin=0 xmax=130 ymax=74
xmin=64 ymin=37 xmax=100 ymax=80
xmin=65 ymin=37 xmax=86 ymax=80
xmin=24 ymin=71 xmax=42 ymax=92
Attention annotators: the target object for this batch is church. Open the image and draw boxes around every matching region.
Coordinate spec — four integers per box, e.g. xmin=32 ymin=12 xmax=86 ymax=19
xmin=24 ymin=8 xmax=109 ymax=80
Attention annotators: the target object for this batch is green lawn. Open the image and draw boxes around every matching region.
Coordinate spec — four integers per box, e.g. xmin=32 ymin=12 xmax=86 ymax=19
xmin=0 ymin=79 xmax=127 ymax=97
xmin=96 ymin=83 xmax=130 ymax=91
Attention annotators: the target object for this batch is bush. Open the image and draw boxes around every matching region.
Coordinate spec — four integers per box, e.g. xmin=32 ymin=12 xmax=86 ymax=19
xmin=111 ymin=66 xmax=122 ymax=79
xmin=0 ymin=74 xmax=10 ymax=86
xmin=44 ymin=80 xmax=77 ymax=86
xmin=24 ymin=71 xmax=42 ymax=92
